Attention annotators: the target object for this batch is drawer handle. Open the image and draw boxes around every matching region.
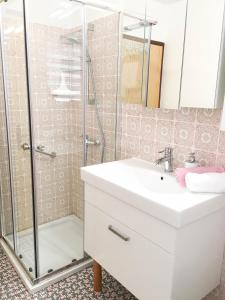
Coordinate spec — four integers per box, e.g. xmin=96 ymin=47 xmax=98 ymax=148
xmin=108 ymin=225 xmax=130 ymax=242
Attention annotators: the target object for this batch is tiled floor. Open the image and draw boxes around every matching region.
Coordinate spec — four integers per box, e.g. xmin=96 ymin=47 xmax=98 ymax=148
xmin=0 ymin=245 xmax=223 ymax=300
xmin=0 ymin=246 xmax=136 ymax=300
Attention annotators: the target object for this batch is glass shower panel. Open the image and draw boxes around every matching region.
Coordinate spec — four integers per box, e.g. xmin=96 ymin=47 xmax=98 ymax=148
xmin=85 ymin=7 xmax=120 ymax=165
xmin=24 ymin=0 xmax=85 ymax=276
xmin=0 ymin=51 xmax=14 ymax=249
xmin=0 ymin=0 xmax=36 ymax=277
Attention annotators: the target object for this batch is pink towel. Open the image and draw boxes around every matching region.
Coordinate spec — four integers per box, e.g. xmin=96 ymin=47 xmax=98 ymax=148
xmin=175 ymin=166 xmax=225 ymax=187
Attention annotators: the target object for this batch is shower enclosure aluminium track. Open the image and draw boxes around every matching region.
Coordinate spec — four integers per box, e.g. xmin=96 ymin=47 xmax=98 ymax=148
xmin=22 ymin=0 xmax=40 ymax=278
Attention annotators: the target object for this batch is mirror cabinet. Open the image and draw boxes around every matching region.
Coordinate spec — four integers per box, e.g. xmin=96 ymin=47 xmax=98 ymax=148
xmin=120 ymin=0 xmax=225 ymax=110
xmin=180 ymin=0 xmax=225 ymax=109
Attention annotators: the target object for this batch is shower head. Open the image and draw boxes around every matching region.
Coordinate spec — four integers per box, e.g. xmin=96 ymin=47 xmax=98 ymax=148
xmin=124 ymin=19 xmax=157 ymax=32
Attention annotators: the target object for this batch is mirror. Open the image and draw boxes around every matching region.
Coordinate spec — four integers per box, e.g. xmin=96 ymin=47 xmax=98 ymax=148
xmin=120 ymin=0 xmax=187 ymax=109
xmin=120 ymin=14 xmax=150 ymax=106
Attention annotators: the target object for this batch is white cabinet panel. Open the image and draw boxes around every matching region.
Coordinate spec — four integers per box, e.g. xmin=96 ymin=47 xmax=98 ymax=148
xmin=85 ymin=184 xmax=177 ymax=253
xmin=180 ymin=0 xmax=225 ymax=108
xmin=85 ymin=203 xmax=174 ymax=300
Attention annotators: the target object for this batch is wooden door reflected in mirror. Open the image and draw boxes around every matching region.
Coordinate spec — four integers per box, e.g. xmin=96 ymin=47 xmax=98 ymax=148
xmin=147 ymin=41 xmax=164 ymax=108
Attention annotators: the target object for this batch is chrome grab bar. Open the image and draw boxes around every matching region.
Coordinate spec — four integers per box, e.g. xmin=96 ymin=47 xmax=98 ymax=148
xmin=35 ymin=148 xmax=56 ymax=158
xmin=21 ymin=143 xmax=56 ymax=159
xmin=108 ymin=225 xmax=130 ymax=242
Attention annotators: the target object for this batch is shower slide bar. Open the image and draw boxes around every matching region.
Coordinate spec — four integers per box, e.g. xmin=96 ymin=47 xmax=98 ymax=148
xmin=21 ymin=143 xmax=57 ymax=158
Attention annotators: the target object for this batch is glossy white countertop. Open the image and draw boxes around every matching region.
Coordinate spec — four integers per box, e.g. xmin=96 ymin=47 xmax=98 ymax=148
xmin=81 ymin=158 xmax=225 ymax=228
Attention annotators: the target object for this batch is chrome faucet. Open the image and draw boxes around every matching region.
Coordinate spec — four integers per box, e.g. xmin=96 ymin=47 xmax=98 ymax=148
xmin=85 ymin=135 xmax=101 ymax=146
xmin=155 ymin=146 xmax=173 ymax=172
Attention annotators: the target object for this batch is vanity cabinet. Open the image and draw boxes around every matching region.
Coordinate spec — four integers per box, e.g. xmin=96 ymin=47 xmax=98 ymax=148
xmin=180 ymin=0 xmax=225 ymax=108
xmin=81 ymin=159 xmax=225 ymax=300
xmin=84 ymin=185 xmax=225 ymax=300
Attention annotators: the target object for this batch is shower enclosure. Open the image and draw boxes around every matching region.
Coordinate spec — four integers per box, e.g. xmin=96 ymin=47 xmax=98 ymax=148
xmin=0 ymin=0 xmax=149 ymax=288
xmin=0 ymin=0 xmax=121 ymax=284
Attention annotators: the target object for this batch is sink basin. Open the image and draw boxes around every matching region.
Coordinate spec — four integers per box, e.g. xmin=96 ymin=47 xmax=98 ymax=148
xmin=81 ymin=158 xmax=225 ymax=228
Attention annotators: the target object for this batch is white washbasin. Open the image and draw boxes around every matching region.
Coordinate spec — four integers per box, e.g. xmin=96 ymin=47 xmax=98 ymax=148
xmin=81 ymin=158 xmax=225 ymax=228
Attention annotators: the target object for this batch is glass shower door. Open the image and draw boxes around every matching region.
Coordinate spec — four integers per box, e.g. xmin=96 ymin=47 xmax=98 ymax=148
xmin=0 ymin=0 xmax=37 ymax=278
xmin=0 ymin=0 xmax=120 ymax=280
xmin=0 ymin=51 xmax=14 ymax=250
xmin=24 ymin=0 xmax=85 ymax=276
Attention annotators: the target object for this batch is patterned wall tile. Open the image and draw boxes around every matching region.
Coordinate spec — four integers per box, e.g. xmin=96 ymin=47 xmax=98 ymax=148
xmin=156 ymin=120 xmax=174 ymax=144
xmin=197 ymin=108 xmax=221 ymax=124
xmin=174 ymin=107 xmax=197 ymax=123
xmin=120 ymin=103 xmax=224 ymax=169
xmin=174 ymin=122 xmax=195 ymax=147
xmin=194 ymin=125 xmax=219 ymax=152
xmin=140 ymin=117 xmax=156 ymax=141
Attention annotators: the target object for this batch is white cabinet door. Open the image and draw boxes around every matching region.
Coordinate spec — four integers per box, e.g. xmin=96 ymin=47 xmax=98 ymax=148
xmin=85 ymin=203 xmax=174 ymax=300
xmin=180 ymin=0 xmax=225 ymax=108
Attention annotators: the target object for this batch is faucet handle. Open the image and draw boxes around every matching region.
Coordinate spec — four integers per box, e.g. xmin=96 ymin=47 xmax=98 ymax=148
xmin=159 ymin=146 xmax=173 ymax=154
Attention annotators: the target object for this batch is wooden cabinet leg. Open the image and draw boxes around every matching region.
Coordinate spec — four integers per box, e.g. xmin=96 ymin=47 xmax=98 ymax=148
xmin=93 ymin=260 xmax=102 ymax=292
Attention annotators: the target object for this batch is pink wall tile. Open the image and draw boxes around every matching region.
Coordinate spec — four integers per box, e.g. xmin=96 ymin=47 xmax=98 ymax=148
xmin=139 ymin=139 xmax=155 ymax=161
xmin=174 ymin=107 xmax=197 ymax=122
xmin=156 ymin=108 xmax=175 ymax=120
xmin=140 ymin=117 xmax=156 ymax=141
xmin=174 ymin=122 xmax=195 ymax=147
xmin=121 ymin=103 xmax=224 ymax=169
xmin=194 ymin=125 xmax=219 ymax=152
xmin=126 ymin=116 xmax=141 ymax=136
xmin=218 ymin=131 xmax=225 ymax=154
xmin=196 ymin=109 xmax=221 ymax=124
xmin=156 ymin=120 xmax=174 ymax=144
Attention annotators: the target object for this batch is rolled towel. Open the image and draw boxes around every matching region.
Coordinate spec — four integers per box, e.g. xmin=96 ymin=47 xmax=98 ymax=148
xmin=185 ymin=172 xmax=225 ymax=193
xmin=175 ymin=166 xmax=225 ymax=187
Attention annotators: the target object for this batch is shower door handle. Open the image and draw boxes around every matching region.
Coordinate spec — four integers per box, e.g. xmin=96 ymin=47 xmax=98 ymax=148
xmin=21 ymin=143 xmax=56 ymax=158
xmin=21 ymin=143 xmax=31 ymax=151
xmin=35 ymin=147 xmax=57 ymax=158
xmin=35 ymin=144 xmax=56 ymax=158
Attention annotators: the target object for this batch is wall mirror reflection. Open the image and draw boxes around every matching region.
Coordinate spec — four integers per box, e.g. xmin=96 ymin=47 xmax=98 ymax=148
xmin=120 ymin=0 xmax=187 ymax=109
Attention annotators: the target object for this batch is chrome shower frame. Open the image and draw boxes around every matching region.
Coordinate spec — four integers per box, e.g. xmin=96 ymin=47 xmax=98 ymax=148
xmin=0 ymin=0 xmax=151 ymax=291
xmin=0 ymin=0 xmax=92 ymax=288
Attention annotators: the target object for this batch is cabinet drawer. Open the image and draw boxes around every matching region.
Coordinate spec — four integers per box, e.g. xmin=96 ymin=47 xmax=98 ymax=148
xmin=85 ymin=203 xmax=174 ymax=300
xmin=85 ymin=184 xmax=176 ymax=253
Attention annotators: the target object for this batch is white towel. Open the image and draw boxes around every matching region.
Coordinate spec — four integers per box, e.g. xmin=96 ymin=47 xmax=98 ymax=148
xmin=185 ymin=172 xmax=225 ymax=193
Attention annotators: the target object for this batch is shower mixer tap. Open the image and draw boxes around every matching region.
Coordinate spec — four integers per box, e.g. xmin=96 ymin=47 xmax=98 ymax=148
xmin=85 ymin=135 xmax=101 ymax=146
xmin=82 ymin=135 xmax=101 ymax=163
